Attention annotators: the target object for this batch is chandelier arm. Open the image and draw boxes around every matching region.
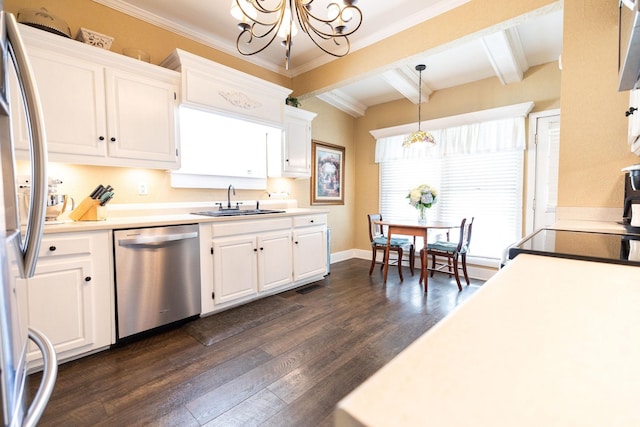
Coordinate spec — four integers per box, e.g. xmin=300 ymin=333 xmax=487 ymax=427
xmin=306 ymin=34 xmax=351 ymax=57
xmin=232 ymin=0 xmax=363 ymax=67
xmin=236 ymin=22 xmax=283 ymax=56
xmin=294 ymin=2 xmax=362 ymax=38
xmin=234 ymin=0 xmax=284 ymax=28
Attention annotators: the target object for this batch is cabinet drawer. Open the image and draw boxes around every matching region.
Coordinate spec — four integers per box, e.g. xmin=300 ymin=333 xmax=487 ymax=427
xmin=38 ymin=235 xmax=92 ymax=258
xmin=293 ymin=214 xmax=327 ymax=227
xmin=212 ymin=217 xmax=292 ymax=238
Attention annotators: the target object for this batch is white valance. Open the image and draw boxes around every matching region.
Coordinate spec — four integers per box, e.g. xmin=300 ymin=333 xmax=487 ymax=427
xmin=372 ymin=101 xmax=533 ymax=163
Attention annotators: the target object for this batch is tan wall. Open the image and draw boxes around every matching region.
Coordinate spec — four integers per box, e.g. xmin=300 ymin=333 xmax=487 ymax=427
xmin=5 ymin=0 xmax=289 ymax=87
xmin=292 ymin=0 xmax=559 ymax=97
xmin=353 ymin=62 xmax=562 ymax=250
xmin=7 ymin=0 xmax=637 ymax=257
xmin=292 ymin=98 xmax=357 ymax=253
xmin=558 ymin=1 xmax=636 ymax=208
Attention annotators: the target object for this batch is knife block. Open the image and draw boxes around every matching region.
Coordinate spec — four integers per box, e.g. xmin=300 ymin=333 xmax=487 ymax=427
xmin=68 ymin=197 xmax=106 ymax=221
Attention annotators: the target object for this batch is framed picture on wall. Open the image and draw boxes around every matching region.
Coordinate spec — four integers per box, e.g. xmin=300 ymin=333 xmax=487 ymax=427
xmin=311 ymin=140 xmax=345 ymax=205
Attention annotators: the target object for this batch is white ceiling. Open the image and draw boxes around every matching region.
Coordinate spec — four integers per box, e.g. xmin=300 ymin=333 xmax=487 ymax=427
xmin=94 ymin=0 xmax=563 ymax=117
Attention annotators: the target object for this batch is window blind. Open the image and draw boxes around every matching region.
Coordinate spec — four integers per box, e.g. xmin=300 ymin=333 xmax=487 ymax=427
xmin=380 ymin=149 xmax=523 ymax=259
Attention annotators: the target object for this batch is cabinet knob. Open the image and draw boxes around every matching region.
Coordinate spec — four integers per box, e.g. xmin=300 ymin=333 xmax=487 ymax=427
xmin=110 ymin=137 xmax=116 ymax=142
xmin=260 ymin=247 xmax=264 ymax=251
xmin=48 ymin=245 xmax=56 ymax=251
xmin=285 ymin=159 xmax=289 ymax=162
xmin=310 ymin=219 xmax=314 ymax=223
xmin=254 ymin=248 xmax=258 ymax=252
xmin=98 ymin=136 xmax=105 ymax=141
xmin=294 ymin=241 xmax=299 ymax=244
xmin=84 ymin=276 xmax=91 ymax=282
xmin=627 ymin=107 xmax=638 ymax=117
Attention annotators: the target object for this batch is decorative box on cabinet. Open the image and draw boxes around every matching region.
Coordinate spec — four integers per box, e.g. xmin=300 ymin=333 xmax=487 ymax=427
xmin=10 ymin=23 xmax=180 ymax=169
xmin=268 ymin=105 xmax=317 ymax=178
xmin=15 ymin=231 xmax=113 ymax=368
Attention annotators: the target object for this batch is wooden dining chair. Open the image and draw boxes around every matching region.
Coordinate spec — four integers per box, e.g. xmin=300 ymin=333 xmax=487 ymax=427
xmin=367 ymin=214 xmax=415 ymax=280
xmin=421 ymin=217 xmax=474 ymax=291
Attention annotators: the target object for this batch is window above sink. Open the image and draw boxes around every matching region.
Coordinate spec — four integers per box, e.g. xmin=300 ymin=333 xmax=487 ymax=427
xmin=171 ymin=107 xmax=282 ymax=190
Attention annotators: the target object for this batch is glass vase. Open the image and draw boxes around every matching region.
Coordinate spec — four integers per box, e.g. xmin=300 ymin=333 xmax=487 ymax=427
xmin=418 ymin=207 xmax=427 ymax=225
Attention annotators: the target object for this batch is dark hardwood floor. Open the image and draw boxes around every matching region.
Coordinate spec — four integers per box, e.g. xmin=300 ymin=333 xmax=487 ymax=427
xmin=28 ymin=258 xmax=484 ymax=426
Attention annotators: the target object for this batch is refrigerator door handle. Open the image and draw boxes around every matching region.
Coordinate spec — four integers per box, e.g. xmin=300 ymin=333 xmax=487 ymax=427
xmin=6 ymin=13 xmax=48 ymax=278
xmin=23 ymin=328 xmax=57 ymax=427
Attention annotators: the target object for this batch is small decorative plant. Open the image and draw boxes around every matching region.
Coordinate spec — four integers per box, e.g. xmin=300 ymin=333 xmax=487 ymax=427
xmin=285 ymin=96 xmax=300 ymax=107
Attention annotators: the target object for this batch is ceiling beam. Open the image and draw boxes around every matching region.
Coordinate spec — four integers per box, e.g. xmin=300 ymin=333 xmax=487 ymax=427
xmin=381 ymin=66 xmax=433 ymax=105
xmin=316 ymin=89 xmax=368 ymax=117
xmin=481 ymin=28 xmax=529 ymax=85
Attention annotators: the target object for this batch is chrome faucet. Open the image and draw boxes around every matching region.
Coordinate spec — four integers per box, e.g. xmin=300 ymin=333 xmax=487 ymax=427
xmin=227 ymin=184 xmax=235 ymax=209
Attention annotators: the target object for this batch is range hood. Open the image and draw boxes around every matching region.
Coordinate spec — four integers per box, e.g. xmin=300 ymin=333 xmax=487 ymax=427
xmin=619 ymin=0 xmax=640 ymax=91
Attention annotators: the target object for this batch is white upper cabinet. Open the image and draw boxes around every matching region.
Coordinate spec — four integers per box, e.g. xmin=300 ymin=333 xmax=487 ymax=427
xmin=628 ymin=89 xmax=640 ymax=155
xmin=268 ymin=105 xmax=317 ymax=178
xmin=11 ymin=24 xmax=180 ymax=169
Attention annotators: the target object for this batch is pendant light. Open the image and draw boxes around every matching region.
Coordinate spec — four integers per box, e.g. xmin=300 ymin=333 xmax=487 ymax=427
xmin=403 ymin=64 xmax=436 ymax=147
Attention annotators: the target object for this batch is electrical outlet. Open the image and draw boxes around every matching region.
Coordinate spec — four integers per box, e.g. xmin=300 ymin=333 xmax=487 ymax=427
xmin=138 ymin=183 xmax=148 ymax=195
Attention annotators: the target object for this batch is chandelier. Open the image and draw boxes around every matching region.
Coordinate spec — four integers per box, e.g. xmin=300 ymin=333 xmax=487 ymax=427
xmin=403 ymin=64 xmax=436 ymax=147
xmin=230 ymin=0 xmax=363 ymax=70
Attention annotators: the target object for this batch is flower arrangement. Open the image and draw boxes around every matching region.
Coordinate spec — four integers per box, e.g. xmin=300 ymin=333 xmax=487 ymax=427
xmin=407 ymin=184 xmax=438 ymax=223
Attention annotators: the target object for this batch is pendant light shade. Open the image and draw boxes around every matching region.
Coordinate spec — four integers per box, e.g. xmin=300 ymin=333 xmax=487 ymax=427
xmin=403 ymin=64 xmax=436 ymax=147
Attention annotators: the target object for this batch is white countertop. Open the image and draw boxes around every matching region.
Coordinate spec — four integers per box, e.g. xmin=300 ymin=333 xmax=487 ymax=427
xmin=335 ymin=254 xmax=640 ymax=427
xmin=551 ymin=219 xmax=633 ymax=234
xmin=40 ymin=207 xmax=328 ymax=234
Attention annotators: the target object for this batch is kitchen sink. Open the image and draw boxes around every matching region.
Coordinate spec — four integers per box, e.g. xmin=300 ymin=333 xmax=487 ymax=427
xmin=191 ymin=209 xmax=285 ymax=217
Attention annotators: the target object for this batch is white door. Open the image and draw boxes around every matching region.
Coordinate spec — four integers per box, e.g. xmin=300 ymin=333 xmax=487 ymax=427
xmin=212 ymin=235 xmax=258 ymax=304
xmin=257 ymin=230 xmax=293 ymax=292
xmin=527 ymin=111 xmax=561 ymax=232
xmin=293 ymin=226 xmax=327 ymax=281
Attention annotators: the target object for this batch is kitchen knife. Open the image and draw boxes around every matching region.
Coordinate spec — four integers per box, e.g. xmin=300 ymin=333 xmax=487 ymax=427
xmin=89 ymin=184 xmax=104 ymax=199
xmin=95 ymin=186 xmax=108 ymax=199
xmin=100 ymin=192 xmax=114 ymax=206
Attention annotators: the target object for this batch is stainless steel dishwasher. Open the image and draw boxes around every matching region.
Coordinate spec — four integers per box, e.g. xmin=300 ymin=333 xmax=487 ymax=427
xmin=114 ymin=224 xmax=201 ymax=340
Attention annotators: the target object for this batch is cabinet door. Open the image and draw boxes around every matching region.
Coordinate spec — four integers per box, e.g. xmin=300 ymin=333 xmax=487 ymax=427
xmin=258 ymin=230 xmax=293 ymax=292
xmin=10 ymin=49 xmax=107 ymax=156
xmin=213 ymin=235 xmax=258 ymax=304
xmin=293 ymin=226 xmax=327 ymax=281
xmin=283 ymin=114 xmax=312 ymax=176
xmin=24 ymin=260 xmax=96 ymax=361
xmin=105 ymin=69 xmax=178 ymax=164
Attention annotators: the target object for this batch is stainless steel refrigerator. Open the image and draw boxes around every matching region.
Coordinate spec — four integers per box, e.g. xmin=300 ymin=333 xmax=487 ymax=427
xmin=0 ymin=7 xmax=57 ymax=427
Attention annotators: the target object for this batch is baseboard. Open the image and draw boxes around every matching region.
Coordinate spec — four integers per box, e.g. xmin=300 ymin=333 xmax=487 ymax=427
xmin=335 ymin=249 xmax=497 ymax=282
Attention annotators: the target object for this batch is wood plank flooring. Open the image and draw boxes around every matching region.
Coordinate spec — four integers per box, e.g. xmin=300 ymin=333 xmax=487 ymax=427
xmin=28 ymin=258 xmax=484 ymax=426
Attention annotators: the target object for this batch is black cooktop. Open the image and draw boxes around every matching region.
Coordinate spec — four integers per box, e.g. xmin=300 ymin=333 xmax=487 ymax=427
xmin=508 ymin=229 xmax=640 ymax=266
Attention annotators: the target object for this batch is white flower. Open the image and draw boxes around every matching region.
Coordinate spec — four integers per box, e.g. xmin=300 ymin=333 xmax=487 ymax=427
xmin=406 ymin=184 xmax=438 ymax=210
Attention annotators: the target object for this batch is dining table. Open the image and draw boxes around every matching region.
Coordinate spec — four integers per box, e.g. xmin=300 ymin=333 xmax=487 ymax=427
xmin=375 ymin=220 xmax=457 ymax=291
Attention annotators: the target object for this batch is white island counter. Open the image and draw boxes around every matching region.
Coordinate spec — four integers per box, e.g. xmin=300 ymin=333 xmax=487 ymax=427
xmin=336 ymin=253 xmax=640 ymax=426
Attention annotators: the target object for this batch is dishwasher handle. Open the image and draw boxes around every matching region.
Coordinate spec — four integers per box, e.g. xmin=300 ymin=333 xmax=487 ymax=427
xmin=117 ymin=231 xmax=198 ymax=247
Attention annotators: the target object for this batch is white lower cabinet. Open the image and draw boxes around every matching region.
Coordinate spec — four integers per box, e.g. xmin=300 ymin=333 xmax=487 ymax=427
xmin=293 ymin=215 xmax=328 ymax=281
xmin=211 ymin=218 xmax=293 ymax=306
xmin=257 ymin=230 xmax=293 ymax=292
xmin=16 ymin=231 xmax=113 ymax=368
xmin=212 ymin=234 xmax=258 ymax=304
xmin=205 ymin=214 xmax=326 ymax=313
